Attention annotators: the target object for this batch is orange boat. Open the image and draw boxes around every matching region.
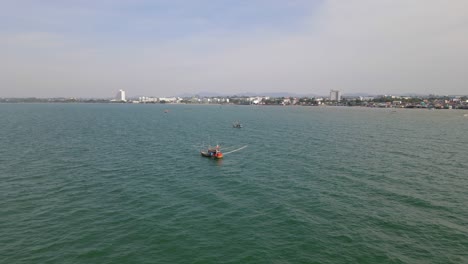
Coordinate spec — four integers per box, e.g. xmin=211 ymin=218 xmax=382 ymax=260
xmin=200 ymin=145 xmax=223 ymax=159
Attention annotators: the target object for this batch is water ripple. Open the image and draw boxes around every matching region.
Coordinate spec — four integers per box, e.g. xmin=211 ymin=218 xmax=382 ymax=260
xmin=1 ymin=104 xmax=467 ymax=263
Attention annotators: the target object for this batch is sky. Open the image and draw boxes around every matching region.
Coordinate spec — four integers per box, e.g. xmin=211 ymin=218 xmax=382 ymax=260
xmin=1 ymin=0 xmax=467 ymax=98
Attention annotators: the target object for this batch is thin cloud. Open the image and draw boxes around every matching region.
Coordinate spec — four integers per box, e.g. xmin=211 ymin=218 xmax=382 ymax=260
xmin=0 ymin=0 xmax=467 ymax=97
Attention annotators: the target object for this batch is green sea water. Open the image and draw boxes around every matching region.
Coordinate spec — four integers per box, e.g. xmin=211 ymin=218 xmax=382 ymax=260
xmin=1 ymin=103 xmax=467 ymax=264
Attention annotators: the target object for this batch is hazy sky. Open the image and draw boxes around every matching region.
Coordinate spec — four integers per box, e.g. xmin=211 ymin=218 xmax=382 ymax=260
xmin=1 ymin=0 xmax=467 ymax=98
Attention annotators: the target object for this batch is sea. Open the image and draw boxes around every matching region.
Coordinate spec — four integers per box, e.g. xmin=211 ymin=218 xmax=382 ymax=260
xmin=1 ymin=103 xmax=467 ymax=264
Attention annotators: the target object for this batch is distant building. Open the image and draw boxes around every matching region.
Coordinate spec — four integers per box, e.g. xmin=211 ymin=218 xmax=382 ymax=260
xmin=116 ymin=89 xmax=126 ymax=101
xmin=139 ymin=96 xmax=158 ymax=103
xmin=359 ymin=96 xmax=375 ymax=101
xmin=330 ymin=90 xmax=341 ymax=102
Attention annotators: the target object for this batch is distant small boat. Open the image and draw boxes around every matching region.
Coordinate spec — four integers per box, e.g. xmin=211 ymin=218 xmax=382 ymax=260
xmin=232 ymin=121 xmax=242 ymax=128
xmin=164 ymin=109 xmax=169 ymax=113
xmin=201 ymin=145 xmax=223 ymax=159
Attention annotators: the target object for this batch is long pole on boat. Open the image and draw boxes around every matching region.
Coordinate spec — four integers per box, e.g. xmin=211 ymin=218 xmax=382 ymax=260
xmin=223 ymin=145 xmax=248 ymax=155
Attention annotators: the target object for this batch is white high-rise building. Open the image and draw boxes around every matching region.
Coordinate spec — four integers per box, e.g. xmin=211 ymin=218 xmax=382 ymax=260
xmin=330 ymin=90 xmax=341 ymax=102
xmin=116 ymin=89 xmax=126 ymax=101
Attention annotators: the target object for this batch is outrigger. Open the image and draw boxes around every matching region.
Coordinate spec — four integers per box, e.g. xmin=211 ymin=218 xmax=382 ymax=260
xmin=200 ymin=145 xmax=223 ymax=159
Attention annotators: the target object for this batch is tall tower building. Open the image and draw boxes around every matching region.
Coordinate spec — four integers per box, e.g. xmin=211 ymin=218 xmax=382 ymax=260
xmin=330 ymin=90 xmax=341 ymax=102
xmin=116 ymin=89 xmax=126 ymax=101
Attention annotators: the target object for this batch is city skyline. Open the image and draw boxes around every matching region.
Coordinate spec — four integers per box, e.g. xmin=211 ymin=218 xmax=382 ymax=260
xmin=1 ymin=0 xmax=467 ymax=98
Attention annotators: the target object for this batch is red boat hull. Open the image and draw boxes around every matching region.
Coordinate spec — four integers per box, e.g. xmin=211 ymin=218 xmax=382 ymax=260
xmin=201 ymin=151 xmax=223 ymax=159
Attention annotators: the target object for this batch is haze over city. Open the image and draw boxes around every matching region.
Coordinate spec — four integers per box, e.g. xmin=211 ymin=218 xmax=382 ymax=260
xmin=1 ymin=0 xmax=467 ymax=98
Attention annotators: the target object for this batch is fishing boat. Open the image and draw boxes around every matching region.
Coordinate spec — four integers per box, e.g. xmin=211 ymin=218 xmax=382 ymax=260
xmin=200 ymin=145 xmax=223 ymax=159
xmin=232 ymin=121 xmax=242 ymax=128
